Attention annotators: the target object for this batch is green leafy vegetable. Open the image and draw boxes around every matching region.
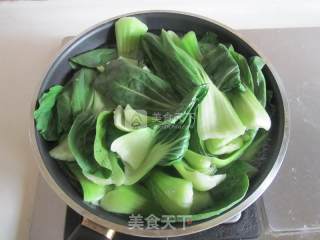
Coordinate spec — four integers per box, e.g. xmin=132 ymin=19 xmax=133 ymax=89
xmin=68 ymin=112 xmax=108 ymax=175
xmin=199 ymin=32 xmax=218 ymax=54
xmin=142 ymin=30 xmax=208 ymax=98
xmin=202 ymin=44 xmax=243 ymax=92
xmin=185 ymin=37 xmax=247 ymax=157
xmin=180 ymin=31 xmax=203 ymax=62
xmin=49 ymin=136 xmax=74 ymax=161
xmin=69 ymin=111 xmax=126 ymax=187
xmin=82 ymin=170 xmax=112 ymax=186
xmin=56 ymin=85 xmax=73 ymax=134
xmin=94 ymin=58 xmax=179 ymax=114
xmin=211 ymin=130 xmax=257 ymax=168
xmin=112 ymin=117 xmax=191 ymax=185
xmin=94 ymin=111 xmax=112 ymax=170
xmin=95 ymin=58 xmax=206 ymax=125
xmin=108 ymin=152 xmax=126 ymax=186
xmin=154 ymin=116 xmax=192 ymax=167
xmin=70 ymin=68 xmax=96 ymax=115
xmin=34 ymin=18 xmax=273 ymax=220
xmin=184 ymin=150 xmax=216 ymax=175
xmin=174 ymin=161 xmax=226 ymax=191
xmin=69 ymin=48 xmax=117 ymax=70
xmin=146 ymin=170 xmax=193 ymax=215
xmin=229 ymin=87 xmax=271 ymax=130
xmin=191 ymin=162 xmax=249 ymax=221
xmin=104 ymin=117 xmax=127 ymax=149
xmin=229 ymin=47 xmax=254 ymax=91
xmin=205 ymin=135 xmax=244 ymax=156
xmin=188 ymin=109 xmax=207 ymax=155
xmin=198 ymin=81 xmax=246 ymax=150
xmin=54 ymin=72 xmax=110 ymax=137
xmin=34 ymin=85 xmax=63 ymax=141
xmin=166 ymin=30 xmax=181 ymax=46
xmin=191 ymin=190 xmax=213 ymax=213
xmin=91 ymin=90 xmax=109 ymax=113
xmin=69 ymin=164 xmax=108 ymax=203
xmin=111 ymin=127 xmax=155 ymax=170
xmin=249 ymin=56 xmax=267 ymax=107
xmin=100 ymin=185 xmax=152 ymax=214
xmin=84 ymin=152 xmax=125 ymax=186
xmin=115 ymin=17 xmax=148 ymax=59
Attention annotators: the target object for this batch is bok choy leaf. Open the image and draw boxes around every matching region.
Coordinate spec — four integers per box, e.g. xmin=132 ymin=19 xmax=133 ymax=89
xmin=142 ymin=30 xmax=208 ymax=98
xmin=68 ymin=164 xmax=108 ymax=203
xmin=68 ymin=112 xmax=103 ymax=174
xmin=56 ymin=84 xmax=73 ymax=134
xmin=69 ymin=111 xmax=125 ymax=186
xmin=111 ymin=127 xmax=155 ymax=170
xmin=191 ymin=161 xmax=249 ymax=221
xmin=249 ymin=56 xmax=267 ymax=107
xmin=100 ymin=185 xmax=153 ymax=214
xmin=115 ymin=17 xmax=148 ymax=59
xmin=198 ymin=81 xmax=246 ymax=149
xmin=111 ymin=117 xmax=191 ymax=185
xmin=34 ymin=85 xmax=63 ymax=141
xmin=191 ymin=190 xmax=213 ymax=213
xmin=33 ymin=18 xmax=274 ymax=220
xmin=94 ymin=111 xmax=112 ymax=170
xmin=95 ymin=58 xmax=204 ymax=124
xmin=70 ymin=68 xmax=97 ymax=115
xmin=174 ymin=161 xmax=226 ymax=191
xmin=207 ymin=136 xmax=244 ymax=155
xmin=199 ymin=32 xmax=218 ymax=54
xmin=146 ymin=170 xmax=193 ymax=215
xmin=94 ymin=58 xmax=179 ymax=114
xmin=49 ymin=136 xmax=74 ymax=161
xmin=180 ymin=31 xmax=203 ymax=62
xmin=229 ymin=46 xmax=254 ymax=91
xmin=210 ymin=130 xmax=257 ymax=168
xmin=202 ymin=44 xmax=243 ymax=92
xmin=229 ymin=87 xmax=271 ymax=130
xmin=69 ymin=48 xmax=117 ymax=70
xmin=84 ymin=152 xmax=125 ymax=186
xmin=184 ymin=150 xmax=216 ymax=175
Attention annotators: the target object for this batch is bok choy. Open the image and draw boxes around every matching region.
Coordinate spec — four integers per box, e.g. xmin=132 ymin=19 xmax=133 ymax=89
xmin=146 ymin=170 xmax=193 ymax=215
xmin=34 ymin=16 xmax=272 ymax=222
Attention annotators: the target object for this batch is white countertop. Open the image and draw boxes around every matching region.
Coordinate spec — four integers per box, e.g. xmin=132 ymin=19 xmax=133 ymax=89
xmin=1 ymin=1 xmax=320 ymax=239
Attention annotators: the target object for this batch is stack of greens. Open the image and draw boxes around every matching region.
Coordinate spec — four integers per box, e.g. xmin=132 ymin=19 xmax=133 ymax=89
xmin=34 ymin=17 xmax=271 ymax=220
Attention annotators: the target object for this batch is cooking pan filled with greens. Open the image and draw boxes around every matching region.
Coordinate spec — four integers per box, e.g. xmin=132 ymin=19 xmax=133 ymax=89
xmin=33 ymin=13 xmax=288 ymax=235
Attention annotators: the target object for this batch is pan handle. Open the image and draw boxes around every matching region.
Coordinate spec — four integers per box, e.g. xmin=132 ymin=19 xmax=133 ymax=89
xmin=67 ymin=218 xmax=116 ymax=240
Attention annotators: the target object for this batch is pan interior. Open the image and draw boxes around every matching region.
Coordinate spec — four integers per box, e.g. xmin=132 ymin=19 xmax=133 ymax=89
xmin=35 ymin=12 xmax=285 ymax=229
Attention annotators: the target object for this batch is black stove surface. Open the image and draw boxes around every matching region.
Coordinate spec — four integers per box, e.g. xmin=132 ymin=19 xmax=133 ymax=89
xmin=64 ymin=204 xmax=261 ymax=240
